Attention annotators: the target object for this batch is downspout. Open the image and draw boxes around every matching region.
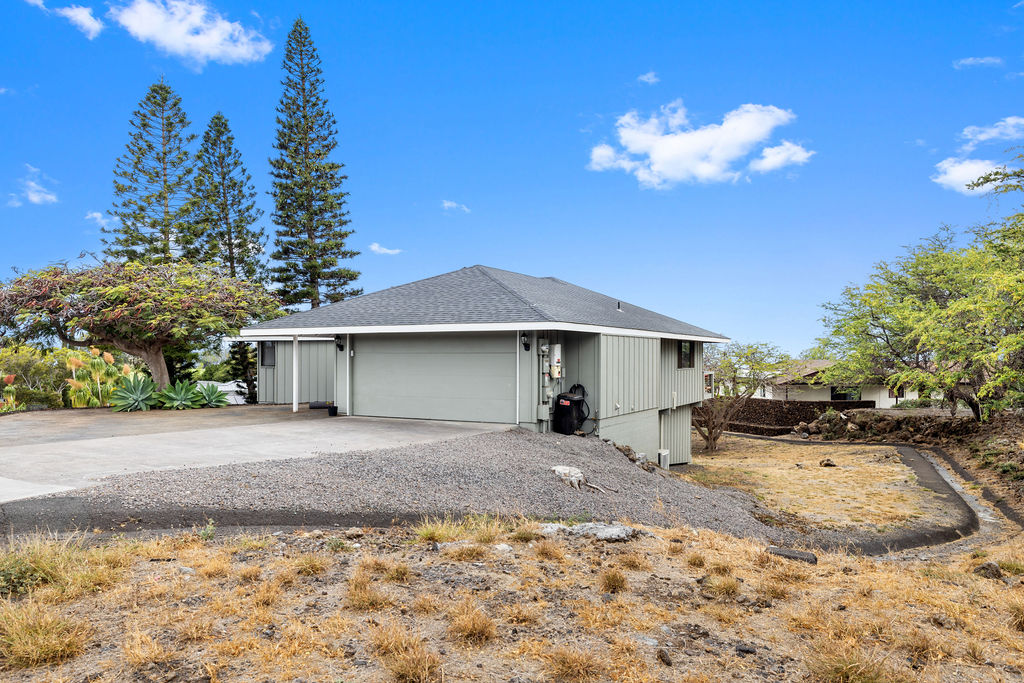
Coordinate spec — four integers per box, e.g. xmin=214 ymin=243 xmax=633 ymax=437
xmin=292 ymin=335 xmax=299 ymax=413
xmin=515 ymin=331 xmax=521 ymax=425
xmin=346 ymin=334 xmax=352 ymax=415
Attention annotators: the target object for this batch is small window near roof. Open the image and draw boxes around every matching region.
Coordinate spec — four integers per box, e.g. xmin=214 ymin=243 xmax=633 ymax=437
xmin=677 ymin=340 xmax=694 ymax=369
xmin=260 ymin=341 xmax=276 ymax=367
xmin=888 ymin=387 xmax=904 ymax=399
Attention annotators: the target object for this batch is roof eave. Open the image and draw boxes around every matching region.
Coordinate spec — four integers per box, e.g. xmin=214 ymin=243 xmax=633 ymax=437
xmin=239 ymin=321 xmax=730 ymax=344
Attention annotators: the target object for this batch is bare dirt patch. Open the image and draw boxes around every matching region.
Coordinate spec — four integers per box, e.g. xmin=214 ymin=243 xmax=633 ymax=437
xmin=2 ymin=520 xmax=1024 ymax=682
xmin=679 ymin=435 xmax=950 ymax=532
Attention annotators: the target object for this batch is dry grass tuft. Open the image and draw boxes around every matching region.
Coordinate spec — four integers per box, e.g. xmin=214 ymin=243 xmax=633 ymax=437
xmin=292 ymin=552 xmax=329 ymax=576
xmin=448 ymin=598 xmax=496 ymax=644
xmin=176 ymin=614 xmax=214 ymax=642
xmin=198 ymin=556 xmax=230 ymax=579
xmin=666 ymin=540 xmax=687 ymax=555
xmin=412 ymin=593 xmax=442 ymax=614
xmin=413 ymin=516 xmax=464 ymax=544
xmin=618 ymin=551 xmax=651 ymax=571
xmin=598 ymin=568 xmax=627 ymax=594
xmin=708 ymin=560 xmax=732 ymax=576
xmin=442 ymin=543 xmax=489 ymax=561
xmin=545 ymin=645 xmax=605 ymax=681
xmin=1008 ymin=596 xmax=1024 ymax=632
xmin=384 ymin=561 xmax=412 ymax=583
xmin=370 ymin=621 xmax=422 ymax=656
xmin=505 ymin=602 xmax=542 ymax=624
xmin=466 ymin=514 xmax=510 ymax=544
xmin=237 ymin=565 xmax=261 ymax=583
xmin=899 ymin=629 xmax=949 ymax=664
xmin=370 ymin=621 xmax=443 ymax=682
xmin=805 ymin=642 xmax=904 ymax=683
xmin=534 ymin=540 xmax=566 ymax=562
xmin=252 ymin=579 xmax=282 ymax=607
xmin=346 ymin=569 xmax=391 ymax=610
xmin=758 ymin=578 xmax=789 ymax=601
xmin=0 ymin=533 xmax=124 ymax=602
xmin=686 ymin=552 xmax=706 ymax=568
xmin=706 ymin=575 xmax=740 ymax=598
xmin=510 ymin=522 xmax=543 ymax=543
xmin=122 ymin=629 xmax=173 ymax=668
xmin=0 ymin=600 xmax=89 ymax=667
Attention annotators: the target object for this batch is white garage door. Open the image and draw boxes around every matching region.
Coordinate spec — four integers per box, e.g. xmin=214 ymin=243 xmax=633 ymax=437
xmin=352 ymin=332 xmax=517 ymax=423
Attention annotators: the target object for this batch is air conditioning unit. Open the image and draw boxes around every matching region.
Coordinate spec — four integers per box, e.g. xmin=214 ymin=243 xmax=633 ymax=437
xmin=657 ymin=449 xmax=671 ymax=468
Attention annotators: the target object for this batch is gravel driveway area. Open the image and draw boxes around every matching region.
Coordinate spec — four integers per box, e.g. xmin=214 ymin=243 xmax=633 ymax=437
xmin=6 ymin=429 xmax=782 ymax=542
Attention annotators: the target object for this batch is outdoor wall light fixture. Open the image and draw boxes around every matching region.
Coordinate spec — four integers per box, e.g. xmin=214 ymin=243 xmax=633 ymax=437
xmin=521 ymin=332 xmax=531 ymax=351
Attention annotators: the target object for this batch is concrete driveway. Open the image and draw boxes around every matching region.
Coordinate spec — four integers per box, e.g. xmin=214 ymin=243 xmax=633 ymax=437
xmin=0 ymin=406 xmax=510 ymax=503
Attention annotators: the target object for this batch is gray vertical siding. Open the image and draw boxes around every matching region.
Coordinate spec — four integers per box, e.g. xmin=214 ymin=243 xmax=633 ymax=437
xmin=257 ymin=340 xmax=336 ymax=405
xmin=598 ymin=410 xmax=660 ymax=456
xmin=659 ymin=406 xmax=692 ymax=465
xmin=660 ymin=339 xmax=704 ymax=408
xmin=598 ymin=335 xmax=659 ymax=418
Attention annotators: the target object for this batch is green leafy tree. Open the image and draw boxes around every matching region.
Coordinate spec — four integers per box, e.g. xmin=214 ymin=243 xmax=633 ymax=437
xmin=0 ymin=262 xmax=280 ymax=389
xmin=693 ymin=342 xmax=793 ymax=451
xmin=192 ymin=111 xmax=267 ymax=401
xmin=104 ymin=78 xmax=197 ymax=263
xmin=269 ymin=17 xmax=361 ymax=308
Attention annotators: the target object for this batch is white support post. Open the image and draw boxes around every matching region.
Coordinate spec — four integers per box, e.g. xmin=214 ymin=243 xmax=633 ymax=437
xmin=515 ymin=331 xmax=520 ymax=425
xmin=292 ymin=335 xmax=299 ymax=413
xmin=346 ymin=333 xmax=351 ymax=416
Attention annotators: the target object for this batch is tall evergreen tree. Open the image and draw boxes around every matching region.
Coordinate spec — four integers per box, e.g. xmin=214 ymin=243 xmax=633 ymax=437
xmin=192 ymin=112 xmax=267 ymax=402
xmin=104 ymin=78 xmax=197 ymax=263
xmin=269 ymin=17 xmax=361 ymax=308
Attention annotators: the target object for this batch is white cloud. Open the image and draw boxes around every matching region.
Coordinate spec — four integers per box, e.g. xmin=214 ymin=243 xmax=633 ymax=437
xmin=84 ymin=211 xmax=111 ymax=229
xmin=749 ymin=140 xmax=815 ymax=173
xmin=55 ymin=5 xmax=104 ymax=39
xmin=953 ymin=56 xmax=1004 ymax=69
xmin=369 ymin=242 xmax=401 ymax=255
xmin=109 ymin=0 xmax=273 ymax=67
xmin=588 ymin=98 xmax=811 ymax=187
xmin=10 ymin=164 xmax=59 ymax=205
xmin=23 ymin=0 xmax=46 ymax=8
xmin=441 ymin=199 xmax=470 ymax=213
xmin=931 ymin=157 xmax=999 ymax=194
xmin=637 ymin=71 xmax=659 ymax=85
xmin=960 ymin=115 xmax=1024 ymax=152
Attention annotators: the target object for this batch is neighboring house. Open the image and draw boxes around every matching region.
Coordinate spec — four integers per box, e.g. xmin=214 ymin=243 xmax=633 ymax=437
xmin=239 ymin=265 xmax=728 ymax=465
xmin=765 ymin=360 xmax=921 ymax=409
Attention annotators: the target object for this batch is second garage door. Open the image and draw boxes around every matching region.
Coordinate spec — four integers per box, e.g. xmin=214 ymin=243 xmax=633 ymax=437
xmin=352 ymin=332 xmax=517 ymax=423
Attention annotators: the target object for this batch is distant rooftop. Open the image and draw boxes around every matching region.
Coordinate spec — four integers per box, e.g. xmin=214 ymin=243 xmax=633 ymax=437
xmin=245 ymin=265 xmax=727 ymax=341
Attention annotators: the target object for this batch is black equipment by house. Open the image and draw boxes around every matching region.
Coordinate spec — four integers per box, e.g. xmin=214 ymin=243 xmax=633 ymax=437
xmin=553 ymin=391 xmax=586 ymax=435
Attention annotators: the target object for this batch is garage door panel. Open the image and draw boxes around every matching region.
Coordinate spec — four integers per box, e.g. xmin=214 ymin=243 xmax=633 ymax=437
xmin=353 ymin=333 xmax=517 ymax=423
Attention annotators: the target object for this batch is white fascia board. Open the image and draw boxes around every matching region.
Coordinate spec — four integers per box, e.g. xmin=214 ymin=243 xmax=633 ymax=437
xmin=223 ymin=336 xmax=335 ymax=342
xmin=239 ymin=322 xmax=730 ymax=344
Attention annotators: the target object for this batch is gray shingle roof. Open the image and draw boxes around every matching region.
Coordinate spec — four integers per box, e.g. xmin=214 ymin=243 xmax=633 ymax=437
xmin=245 ymin=265 xmax=727 ymax=340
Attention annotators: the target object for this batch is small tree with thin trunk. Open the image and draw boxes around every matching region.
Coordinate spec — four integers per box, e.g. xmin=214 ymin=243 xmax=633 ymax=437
xmin=0 ymin=262 xmax=280 ymax=389
xmin=693 ymin=342 xmax=793 ymax=452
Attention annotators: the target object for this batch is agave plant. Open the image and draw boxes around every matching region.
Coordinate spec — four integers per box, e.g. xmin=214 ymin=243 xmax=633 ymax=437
xmin=156 ymin=380 xmax=202 ymax=410
xmin=197 ymin=383 xmax=229 ymax=408
xmin=110 ymin=375 xmax=158 ymax=413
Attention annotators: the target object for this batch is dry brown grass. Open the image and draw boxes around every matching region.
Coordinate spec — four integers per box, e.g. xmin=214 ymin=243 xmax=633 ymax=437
xmin=1009 ymin=596 xmax=1024 ymax=632
xmin=175 ymin=614 xmax=214 ymax=643
xmin=686 ymin=551 xmax=706 ymax=568
xmin=682 ymin=436 xmax=942 ymax=529
xmin=804 ymin=642 xmax=906 ymax=683
xmin=237 ymin=564 xmax=261 ymax=583
xmin=252 ymin=578 xmax=282 ymax=607
xmin=448 ymin=597 xmax=496 ymax=644
xmin=198 ymin=556 xmax=230 ymax=578
xmin=545 ymin=645 xmax=605 ymax=681
xmin=617 ymin=551 xmax=651 ymax=571
xmin=0 ymin=600 xmax=89 ymax=667
xmin=534 ymin=540 xmax=566 ymax=562
xmin=370 ymin=622 xmax=443 ymax=682
xmin=122 ymin=630 xmax=173 ymax=668
xmin=346 ymin=569 xmax=391 ymax=610
xmin=442 ymin=543 xmax=489 ymax=561
xmin=505 ymin=602 xmax=542 ymax=624
xmin=705 ymin=575 xmax=740 ymax=598
xmin=510 ymin=522 xmax=543 ymax=543
xmin=598 ymin=568 xmax=627 ymax=594
xmin=412 ymin=593 xmax=442 ymax=614
xmin=292 ymin=552 xmax=329 ymax=576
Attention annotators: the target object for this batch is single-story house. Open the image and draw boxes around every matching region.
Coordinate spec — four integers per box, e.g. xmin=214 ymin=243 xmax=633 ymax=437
xmin=238 ymin=265 xmax=728 ymax=465
xmin=764 ymin=360 xmax=921 ymax=408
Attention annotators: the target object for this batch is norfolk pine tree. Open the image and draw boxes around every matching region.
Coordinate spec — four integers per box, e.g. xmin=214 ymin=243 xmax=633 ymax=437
xmin=269 ymin=18 xmax=361 ymax=308
xmin=192 ymin=112 xmax=267 ymax=403
xmin=104 ymin=78 xmax=197 ymax=263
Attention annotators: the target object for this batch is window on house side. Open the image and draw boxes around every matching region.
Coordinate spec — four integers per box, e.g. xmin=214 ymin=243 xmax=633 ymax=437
xmin=888 ymin=387 xmax=905 ymax=399
xmin=677 ymin=340 xmax=694 ymax=369
xmin=260 ymin=341 xmax=276 ymax=367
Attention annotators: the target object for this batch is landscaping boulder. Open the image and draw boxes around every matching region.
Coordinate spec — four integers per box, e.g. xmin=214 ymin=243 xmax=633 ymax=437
xmin=973 ymin=561 xmax=1004 ymax=580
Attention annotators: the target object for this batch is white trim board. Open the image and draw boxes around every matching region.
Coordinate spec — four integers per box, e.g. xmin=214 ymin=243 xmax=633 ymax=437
xmin=239 ymin=322 xmax=729 ymax=344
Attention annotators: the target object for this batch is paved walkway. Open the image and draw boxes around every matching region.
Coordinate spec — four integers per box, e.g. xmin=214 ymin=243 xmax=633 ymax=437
xmin=0 ymin=405 xmax=509 ymax=503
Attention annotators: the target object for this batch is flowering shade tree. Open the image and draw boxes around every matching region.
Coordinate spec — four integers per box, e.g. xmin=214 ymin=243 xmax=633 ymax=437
xmin=0 ymin=261 xmax=280 ymax=388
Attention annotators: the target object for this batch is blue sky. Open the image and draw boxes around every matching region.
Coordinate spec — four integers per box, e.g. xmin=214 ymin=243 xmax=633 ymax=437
xmin=3 ymin=1 xmax=1023 ymax=353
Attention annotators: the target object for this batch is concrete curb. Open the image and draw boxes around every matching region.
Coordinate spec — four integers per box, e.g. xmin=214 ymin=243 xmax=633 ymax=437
xmin=716 ymin=432 xmax=994 ymax=555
